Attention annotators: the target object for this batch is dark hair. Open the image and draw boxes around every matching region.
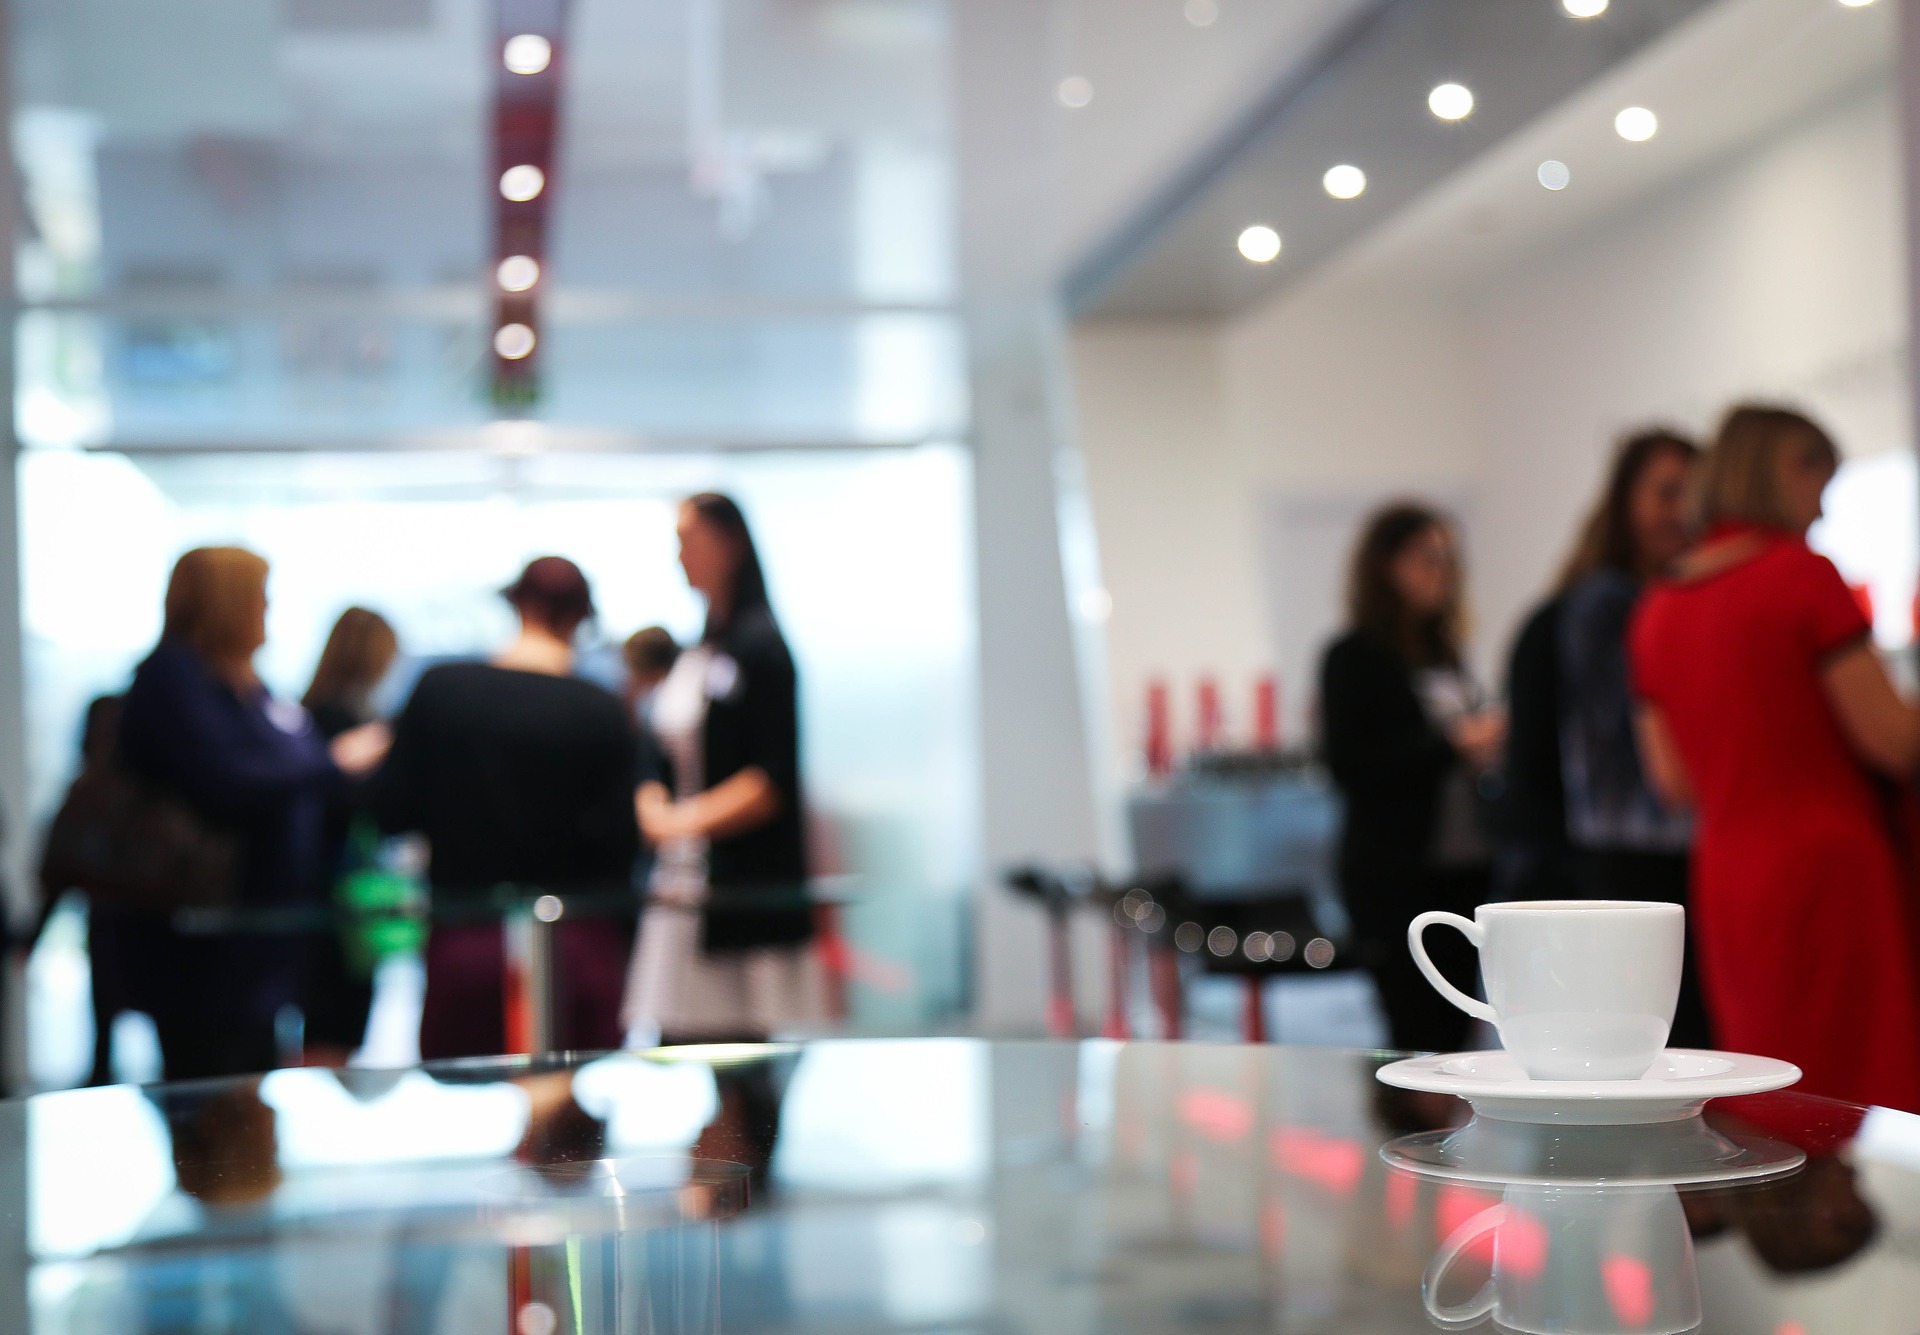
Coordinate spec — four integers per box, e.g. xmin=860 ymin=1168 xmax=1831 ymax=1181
xmin=1555 ymin=429 xmax=1700 ymax=590
xmin=623 ymin=625 xmax=680 ymax=679
xmin=304 ymin=606 xmax=399 ymax=711
xmin=503 ymin=555 xmax=595 ymax=638
xmin=1346 ymin=501 xmax=1462 ymax=668
xmin=685 ymin=492 xmax=771 ymax=640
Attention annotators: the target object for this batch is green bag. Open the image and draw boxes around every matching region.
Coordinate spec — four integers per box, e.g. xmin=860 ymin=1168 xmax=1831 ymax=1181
xmin=335 ymin=818 xmax=426 ymax=977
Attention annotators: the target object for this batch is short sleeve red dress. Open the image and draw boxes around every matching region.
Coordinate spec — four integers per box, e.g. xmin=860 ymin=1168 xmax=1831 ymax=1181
xmin=1630 ymin=526 xmax=1920 ymax=1112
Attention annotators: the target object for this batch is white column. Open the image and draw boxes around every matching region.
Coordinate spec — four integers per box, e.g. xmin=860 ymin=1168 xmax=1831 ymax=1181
xmin=954 ymin=0 xmax=1109 ymax=1031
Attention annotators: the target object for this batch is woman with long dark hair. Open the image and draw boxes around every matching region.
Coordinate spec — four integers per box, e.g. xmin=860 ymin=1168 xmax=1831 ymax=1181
xmin=623 ymin=493 xmax=815 ymax=1043
xmin=299 ymin=606 xmax=400 ymax=1063
xmin=1632 ymin=406 xmax=1920 ymax=1108
xmin=1498 ymin=430 xmax=1710 ymax=1046
xmin=1319 ymin=504 xmax=1504 ymax=1054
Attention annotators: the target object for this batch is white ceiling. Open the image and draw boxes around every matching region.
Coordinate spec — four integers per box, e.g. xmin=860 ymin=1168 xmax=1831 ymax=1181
xmin=1330 ymin=0 xmax=1895 ymax=297
xmin=1050 ymin=0 xmax=1375 ymax=265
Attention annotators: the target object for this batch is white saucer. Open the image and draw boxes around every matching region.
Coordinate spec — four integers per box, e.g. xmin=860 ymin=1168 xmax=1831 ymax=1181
xmin=1381 ymin=1116 xmax=1806 ymax=1187
xmin=1376 ymin=1049 xmax=1801 ymax=1125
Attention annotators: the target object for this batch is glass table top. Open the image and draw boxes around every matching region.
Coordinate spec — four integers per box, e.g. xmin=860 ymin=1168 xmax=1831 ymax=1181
xmin=11 ymin=1039 xmax=1920 ymax=1334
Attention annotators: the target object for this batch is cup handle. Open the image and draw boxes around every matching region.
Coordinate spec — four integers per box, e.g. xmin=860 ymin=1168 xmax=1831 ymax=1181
xmin=1423 ymin=1203 xmax=1504 ymax=1327
xmin=1408 ymin=911 xmax=1496 ymax=1024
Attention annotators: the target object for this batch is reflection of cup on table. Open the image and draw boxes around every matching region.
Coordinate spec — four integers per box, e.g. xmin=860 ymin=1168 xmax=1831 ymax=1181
xmin=1424 ymin=1183 xmax=1700 ymax=1335
xmin=1409 ymin=901 xmax=1684 ymax=1080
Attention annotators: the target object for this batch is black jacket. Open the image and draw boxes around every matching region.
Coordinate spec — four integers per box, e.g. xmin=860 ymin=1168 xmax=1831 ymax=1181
xmin=1493 ymin=597 xmax=1574 ymax=899
xmin=699 ymin=605 xmax=811 ymax=951
xmin=1318 ymin=630 xmax=1458 ymax=925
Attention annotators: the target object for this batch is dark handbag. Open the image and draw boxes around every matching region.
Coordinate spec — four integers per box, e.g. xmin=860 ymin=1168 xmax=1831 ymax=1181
xmin=39 ymin=759 xmax=241 ymax=911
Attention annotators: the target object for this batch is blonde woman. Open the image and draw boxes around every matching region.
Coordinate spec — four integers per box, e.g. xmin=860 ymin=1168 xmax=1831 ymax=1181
xmin=116 ymin=547 xmax=380 ymax=1079
xmin=1632 ymin=406 xmax=1920 ymax=1111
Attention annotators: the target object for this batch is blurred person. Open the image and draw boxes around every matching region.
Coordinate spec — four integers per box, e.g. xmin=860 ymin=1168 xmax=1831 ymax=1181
xmin=298 ymin=606 xmax=400 ymax=1064
xmin=1632 ymin=405 xmax=1920 ymax=1110
xmin=1319 ymin=503 xmax=1504 ymax=1055
xmin=116 ymin=547 xmax=379 ymax=1080
xmin=623 ymin=494 xmax=816 ymax=1044
xmin=1499 ymin=430 xmax=1711 ymax=1047
xmin=623 ymin=625 xmax=681 ymax=716
xmin=364 ymin=556 xmax=639 ymax=1059
xmin=68 ymin=694 xmax=131 ymax=1084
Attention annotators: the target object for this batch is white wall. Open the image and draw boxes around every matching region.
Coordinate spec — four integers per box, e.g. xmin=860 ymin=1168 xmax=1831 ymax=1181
xmin=1072 ymin=272 xmax=1485 ymax=758
xmin=1469 ymin=78 xmax=1908 ymax=651
xmin=1071 ymin=75 xmax=1908 ymax=768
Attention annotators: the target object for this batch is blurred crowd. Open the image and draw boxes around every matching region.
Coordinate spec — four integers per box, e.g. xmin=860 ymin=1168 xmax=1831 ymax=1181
xmin=1322 ymin=403 xmax=1920 ymax=1113
xmin=26 ymin=404 xmax=1920 ymax=1120
xmin=38 ymin=492 xmax=817 ymax=1082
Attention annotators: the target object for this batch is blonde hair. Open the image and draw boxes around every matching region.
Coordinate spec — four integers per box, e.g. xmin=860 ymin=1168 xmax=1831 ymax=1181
xmin=163 ymin=547 xmax=269 ymax=668
xmin=1698 ymin=405 xmax=1838 ymax=529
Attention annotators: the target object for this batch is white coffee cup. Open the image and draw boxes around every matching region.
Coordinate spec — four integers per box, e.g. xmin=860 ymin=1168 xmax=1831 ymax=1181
xmin=1408 ymin=900 xmax=1684 ymax=1080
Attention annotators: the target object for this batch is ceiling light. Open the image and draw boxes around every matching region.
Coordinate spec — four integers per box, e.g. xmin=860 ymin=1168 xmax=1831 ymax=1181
xmin=1838 ymin=0 xmax=1876 ymax=7
xmin=503 ymin=33 xmax=552 ymax=74
xmin=1056 ymin=76 xmax=1093 ymax=109
xmin=1428 ymin=83 xmax=1474 ymax=121
xmin=1184 ymin=0 xmax=1219 ymax=26
xmin=494 ymin=323 xmax=536 ymax=360
xmin=499 ymin=164 xmax=546 ymax=201
xmin=1322 ymin=164 xmax=1366 ymax=199
xmin=496 ymin=255 xmax=541 ymax=292
xmin=1563 ymin=0 xmax=1608 ymax=15
xmin=1236 ymin=225 xmax=1281 ymax=263
xmin=1614 ymin=106 xmax=1658 ymax=141
xmin=1537 ymin=159 xmax=1571 ymax=190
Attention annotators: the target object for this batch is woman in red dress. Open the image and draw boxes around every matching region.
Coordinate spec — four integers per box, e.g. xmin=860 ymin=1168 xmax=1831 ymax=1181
xmin=1631 ymin=406 xmax=1920 ymax=1111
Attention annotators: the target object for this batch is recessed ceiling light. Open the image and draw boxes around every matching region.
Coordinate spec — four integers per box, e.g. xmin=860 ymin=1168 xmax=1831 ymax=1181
xmin=1056 ymin=76 xmax=1093 ymax=109
xmin=496 ymin=255 xmax=541 ymax=292
xmin=1237 ymin=225 xmax=1281 ymax=263
xmin=1322 ymin=164 xmax=1367 ymax=200
xmin=1563 ymin=0 xmax=1608 ymax=15
xmin=1428 ymin=83 xmax=1474 ymax=121
xmin=1184 ymin=0 xmax=1220 ymax=26
xmin=494 ymin=323 xmax=537 ymax=360
xmin=503 ymin=34 xmax=552 ymax=74
xmin=1537 ymin=159 xmax=1571 ymax=190
xmin=1838 ymin=0 xmax=1876 ymax=7
xmin=499 ymin=164 xmax=546 ymax=201
xmin=1614 ymin=106 xmax=1658 ymax=141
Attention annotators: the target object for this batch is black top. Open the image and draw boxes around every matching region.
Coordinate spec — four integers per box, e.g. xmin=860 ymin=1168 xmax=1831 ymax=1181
xmin=1318 ymin=630 xmax=1458 ymax=902
xmin=699 ymin=606 xmax=809 ymax=950
xmin=1492 ymin=596 xmax=1573 ymax=899
xmin=363 ymin=662 xmax=640 ymax=900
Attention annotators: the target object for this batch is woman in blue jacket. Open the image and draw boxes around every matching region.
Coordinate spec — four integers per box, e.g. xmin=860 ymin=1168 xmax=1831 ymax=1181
xmin=117 ymin=547 xmax=377 ymax=1078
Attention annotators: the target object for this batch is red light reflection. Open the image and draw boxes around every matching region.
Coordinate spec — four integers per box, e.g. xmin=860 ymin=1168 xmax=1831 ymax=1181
xmin=1601 ymin=1253 xmax=1655 ymax=1328
xmin=1385 ymin=1170 xmax=1418 ymax=1229
xmin=1437 ymin=1185 xmax=1502 ymax=1263
xmin=1270 ymin=1126 xmax=1365 ymax=1195
xmin=1177 ymin=1087 xmax=1256 ymax=1142
xmin=1497 ymin=1207 xmax=1549 ymax=1280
